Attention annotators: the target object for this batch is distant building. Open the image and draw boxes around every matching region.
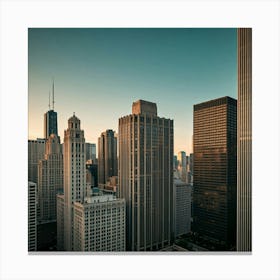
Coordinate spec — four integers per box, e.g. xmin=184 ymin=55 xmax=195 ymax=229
xmin=44 ymin=110 xmax=58 ymax=139
xmin=237 ymin=28 xmax=252 ymax=252
xmin=187 ymin=153 xmax=193 ymax=185
xmin=177 ymin=151 xmax=187 ymax=183
xmin=173 ymin=155 xmax=178 ymax=170
xmin=85 ymin=143 xmax=96 ymax=163
xmin=28 ymin=138 xmax=46 ymax=184
xmin=38 ymin=134 xmax=63 ymax=222
xmin=118 ymin=99 xmax=174 ymax=251
xmin=193 ymin=96 xmax=237 ymax=249
xmin=28 ymin=181 xmax=37 ymax=251
xmin=86 ymin=159 xmax=98 ymax=188
xmin=173 ymin=179 xmax=192 ymax=237
xmin=98 ymin=130 xmax=117 ymax=185
xmin=73 ymin=195 xmax=125 ymax=251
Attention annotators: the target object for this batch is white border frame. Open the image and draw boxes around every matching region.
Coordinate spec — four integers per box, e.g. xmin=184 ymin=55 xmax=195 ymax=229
xmin=1 ymin=0 xmax=279 ymax=279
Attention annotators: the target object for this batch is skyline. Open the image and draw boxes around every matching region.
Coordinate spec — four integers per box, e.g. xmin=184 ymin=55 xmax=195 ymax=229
xmin=28 ymin=28 xmax=237 ymax=155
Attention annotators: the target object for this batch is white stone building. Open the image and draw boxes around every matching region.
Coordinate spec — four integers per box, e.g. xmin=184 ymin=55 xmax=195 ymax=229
xmin=73 ymin=195 xmax=125 ymax=251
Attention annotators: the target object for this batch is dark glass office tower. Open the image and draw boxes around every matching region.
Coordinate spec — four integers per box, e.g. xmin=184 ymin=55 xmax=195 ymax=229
xmin=98 ymin=130 xmax=118 ymax=185
xmin=44 ymin=110 xmax=58 ymax=139
xmin=193 ymin=96 xmax=237 ymax=250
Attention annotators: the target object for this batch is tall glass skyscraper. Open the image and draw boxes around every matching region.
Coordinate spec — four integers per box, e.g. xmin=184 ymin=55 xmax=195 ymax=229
xmin=98 ymin=130 xmax=117 ymax=185
xmin=118 ymin=100 xmax=174 ymax=251
xmin=44 ymin=110 xmax=58 ymax=139
xmin=237 ymin=28 xmax=252 ymax=252
xmin=193 ymin=96 xmax=237 ymax=249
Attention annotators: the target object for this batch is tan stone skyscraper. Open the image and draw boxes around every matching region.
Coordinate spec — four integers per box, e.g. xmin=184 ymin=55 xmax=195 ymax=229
xmin=237 ymin=28 xmax=252 ymax=251
xmin=38 ymin=134 xmax=63 ymax=222
xmin=57 ymin=114 xmax=86 ymax=251
xmin=118 ymin=100 xmax=174 ymax=251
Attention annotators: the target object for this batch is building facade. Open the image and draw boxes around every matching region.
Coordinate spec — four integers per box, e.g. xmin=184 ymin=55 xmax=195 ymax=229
xmin=98 ymin=130 xmax=117 ymax=185
xmin=38 ymin=134 xmax=63 ymax=222
xmin=73 ymin=195 xmax=125 ymax=251
xmin=118 ymin=100 xmax=174 ymax=251
xmin=237 ymin=28 xmax=252 ymax=252
xmin=177 ymin=151 xmax=187 ymax=183
xmin=28 ymin=181 xmax=37 ymax=251
xmin=28 ymin=138 xmax=46 ymax=184
xmin=173 ymin=179 xmax=192 ymax=237
xmin=57 ymin=114 xmax=86 ymax=251
xmin=44 ymin=110 xmax=58 ymax=139
xmin=85 ymin=143 xmax=96 ymax=163
xmin=193 ymin=96 xmax=237 ymax=249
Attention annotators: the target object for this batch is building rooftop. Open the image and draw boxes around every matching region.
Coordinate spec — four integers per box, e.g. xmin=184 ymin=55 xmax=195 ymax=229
xmin=132 ymin=99 xmax=157 ymax=116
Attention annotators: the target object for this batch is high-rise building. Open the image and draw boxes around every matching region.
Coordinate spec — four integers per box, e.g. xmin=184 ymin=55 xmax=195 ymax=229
xmin=177 ymin=151 xmax=187 ymax=182
xmin=188 ymin=153 xmax=194 ymax=185
xmin=38 ymin=134 xmax=63 ymax=222
xmin=86 ymin=159 xmax=98 ymax=188
xmin=73 ymin=194 xmax=125 ymax=251
xmin=118 ymin=100 xmax=174 ymax=251
xmin=28 ymin=181 xmax=37 ymax=251
xmin=173 ymin=179 xmax=192 ymax=237
xmin=85 ymin=143 xmax=96 ymax=163
xmin=193 ymin=96 xmax=237 ymax=249
xmin=28 ymin=138 xmax=46 ymax=184
xmin=44 ymin=110 xmax=58 ymax=139
xmin=173 ymin=155 xmax=178 ymax=170
xmin=237 ymin=28 xmax=252 ymax=252
xmin=98 ymin=130 xmax=117 ymax=185
xmin=57 ymin=114 xmax=86 ymax=251
xmin=44 ymin=81 xmax=58 ymax=139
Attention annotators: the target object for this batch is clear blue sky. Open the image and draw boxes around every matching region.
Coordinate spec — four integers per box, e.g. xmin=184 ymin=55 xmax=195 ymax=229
xmin=28 ymin=28 xmax=237 ymax=155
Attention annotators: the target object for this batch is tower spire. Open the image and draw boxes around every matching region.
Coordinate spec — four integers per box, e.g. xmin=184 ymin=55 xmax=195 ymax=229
xmin=48 ymin=90 xmax=51 ymax=110
xmin=52 ymin=78 xmax=55 ymax=110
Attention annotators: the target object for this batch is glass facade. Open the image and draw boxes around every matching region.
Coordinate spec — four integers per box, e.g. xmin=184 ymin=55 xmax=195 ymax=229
xmin=193 ymin=96 xmax=237 ymax=249
xmin=44 ymin=110 xmax=58 ymax=139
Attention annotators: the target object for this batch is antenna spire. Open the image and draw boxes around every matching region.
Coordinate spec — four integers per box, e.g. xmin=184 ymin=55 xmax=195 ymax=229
xmin=48 ymin=90 xmax=50 ymax=110
xmin=52 ymin=78 xmax=55 ymax=110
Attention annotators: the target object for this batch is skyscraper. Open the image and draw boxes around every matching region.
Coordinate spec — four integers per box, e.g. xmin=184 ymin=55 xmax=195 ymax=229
xmin=177 ymin=151 xmax=187 ymax=182
xmin=237 ymin=28 xmax=252 ymax=252
xmin=44 ymin=81 xmax=58 ymax=139
xmin=44 ymin=110 xmax=58 ymax=139
xmin=98 ymin=130 xmax=117 ymax=186
xmin=118 ymin=100 xmax=174 ymax=251
xmin=38 ymin=133 xmax=63 ymax=222
xmin=57 ymin=114 xmax=86 ymax=251
xmin=85 ymin=142 xmax=96 ymax=162
xmin=193 ymin=96 xmax=237 ymax=249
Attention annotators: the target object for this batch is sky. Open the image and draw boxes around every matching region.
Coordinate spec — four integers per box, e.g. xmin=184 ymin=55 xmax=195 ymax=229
xmin=28 ymin=28 xmax=237 ymax=155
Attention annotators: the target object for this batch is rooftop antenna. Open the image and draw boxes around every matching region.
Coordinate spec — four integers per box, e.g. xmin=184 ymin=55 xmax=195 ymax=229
xmin=48 ymin=90 xmax=51 ymax=110
xmin=52 ymin=78 xmax=55 ymax=110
